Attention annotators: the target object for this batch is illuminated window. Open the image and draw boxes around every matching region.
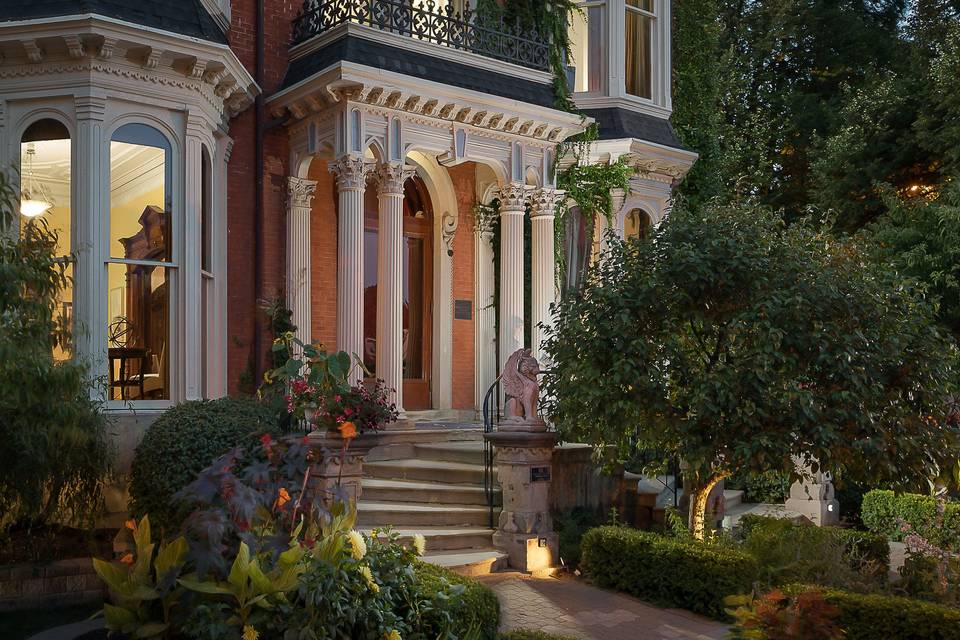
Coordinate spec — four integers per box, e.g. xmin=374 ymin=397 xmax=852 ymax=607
xmin=570 ymin=2 xmax=606 ymax=93
xmin=624 ymin=208 xmax=652 ymax=241
xmin=625 ymin=0 xmax=653 ymax=99
xmin=108 ymin=123 xmax=173 ymax=401
xmin=20 ymin=119 xmax=72 ymax=360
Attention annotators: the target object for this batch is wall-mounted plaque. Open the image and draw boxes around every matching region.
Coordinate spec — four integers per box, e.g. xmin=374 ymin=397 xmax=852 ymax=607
xmin=454 ymin=299 xmax=472 ymax=320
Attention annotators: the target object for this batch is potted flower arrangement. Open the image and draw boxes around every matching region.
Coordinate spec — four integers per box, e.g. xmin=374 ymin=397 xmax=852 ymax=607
xmin=263 ymin=336 xmax=398 ymax=440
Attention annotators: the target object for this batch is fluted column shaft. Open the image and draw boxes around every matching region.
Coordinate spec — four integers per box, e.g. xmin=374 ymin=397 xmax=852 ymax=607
xmin=498 ymin=182 xmax=528 ymax=370
xmin=329 ymin=155 xmax=370 ymax=383
xmin=375 ymin=162 xmax=415 ymax=415
xmin=530 ymin=188 xmax=563 ymax=363
xmin=286 ymin=176 xmax=318 ymax=350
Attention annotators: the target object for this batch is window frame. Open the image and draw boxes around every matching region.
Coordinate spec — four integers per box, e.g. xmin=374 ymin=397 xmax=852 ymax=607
xmin=105 ymin=121 xmax=180 ymax=409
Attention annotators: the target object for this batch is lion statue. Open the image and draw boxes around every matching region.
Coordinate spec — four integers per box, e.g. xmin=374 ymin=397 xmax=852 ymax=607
xmin=502 ymin=348 xmax=544 ymax=426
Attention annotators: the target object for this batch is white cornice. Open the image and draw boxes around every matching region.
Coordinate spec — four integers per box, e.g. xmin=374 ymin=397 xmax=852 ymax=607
xmin=572 ymin=94 xmax=673 ymax=121
xmin=289 ymin=22 xmax=554 ymax=85
xmin=0 ymin=14 xmax=258 ymax=116
xmin=268 ymin=60 xmax=588 ymax=144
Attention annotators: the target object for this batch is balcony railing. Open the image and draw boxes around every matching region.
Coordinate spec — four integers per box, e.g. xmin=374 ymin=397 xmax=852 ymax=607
xmin=292 ymin=0 xmax=551 ymax=72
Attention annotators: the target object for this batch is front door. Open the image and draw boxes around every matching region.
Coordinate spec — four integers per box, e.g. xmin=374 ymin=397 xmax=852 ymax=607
xmin=362 ymin=176 xmax=433 ymax=410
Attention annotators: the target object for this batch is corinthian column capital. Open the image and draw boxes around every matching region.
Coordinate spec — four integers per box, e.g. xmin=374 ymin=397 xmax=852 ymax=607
xmin=375 ymin=161 xmax=416 ymax=196
xmin=287 ymin=176 xmax=318 ymax=209
xmin=530 ymin=188 xmax=565 ymax=219
xmin=497 ymin=182 xmax=531 ymax=211
xmin=328 ymin=154 xmax=372 ymax=190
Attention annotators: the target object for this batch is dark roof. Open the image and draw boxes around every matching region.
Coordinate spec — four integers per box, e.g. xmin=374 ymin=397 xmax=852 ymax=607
xmin=2 ymin=0 xmax=227 ymax=44
xmin=583 ymin=107 xmax=687 ymax=150
xmin=282 ymin=34 xmax=557 ymax=108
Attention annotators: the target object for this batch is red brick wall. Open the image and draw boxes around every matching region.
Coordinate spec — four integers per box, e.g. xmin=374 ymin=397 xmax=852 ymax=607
xmin=225 ymin=0 xmax=299 ymax=394
xmin=449 ymin=163 xmax=476 ymax=410
xmin=308 ymin=161 xmax=338 ymax=349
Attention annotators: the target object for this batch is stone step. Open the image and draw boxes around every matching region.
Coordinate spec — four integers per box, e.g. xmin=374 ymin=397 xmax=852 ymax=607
xmin=413 ymin=441 xmax=488 ymax=465
xmin=358 ymin=500 xmax=499 ymax=527
xmin=365 ymin=459 xmax=489 ymax=485
xmin=721 ymin=502 xmax=807 ymax=530
xmin=724 ymin=489 xmax=745 ymax=509
xmin=363 ymin=477 xmax=500 ymax=506
xmin=364 ymin=526 xmax=495 ymax=552
xmin=422 ymin=548 xmax=508 ymax=577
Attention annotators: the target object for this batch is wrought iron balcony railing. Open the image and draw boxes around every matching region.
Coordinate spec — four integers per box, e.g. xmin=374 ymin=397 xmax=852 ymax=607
xmin=292 ymin=0 xmax=551 ymax=72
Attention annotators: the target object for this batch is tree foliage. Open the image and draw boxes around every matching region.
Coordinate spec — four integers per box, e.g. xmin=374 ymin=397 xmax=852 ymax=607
xmin=0 ymin=169 xmax=113 ymax=532
xmin=542 ymin=198 xmax=960 ymax=536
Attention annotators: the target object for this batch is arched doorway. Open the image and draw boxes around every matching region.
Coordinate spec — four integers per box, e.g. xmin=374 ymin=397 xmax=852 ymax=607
xmin=624 ymin=208 xmax=652 ymax=241
xmin=362 ymin=175 xmax=434 ymax=410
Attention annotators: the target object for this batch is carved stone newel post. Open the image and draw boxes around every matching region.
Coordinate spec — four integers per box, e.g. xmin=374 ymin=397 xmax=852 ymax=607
xmin=307 ymin=430 xmax=379 ymax=507
xmin=784 ymin=457 xmax=840 ymax=526
xmin=485 ymin=348 xmax=558 ymax=572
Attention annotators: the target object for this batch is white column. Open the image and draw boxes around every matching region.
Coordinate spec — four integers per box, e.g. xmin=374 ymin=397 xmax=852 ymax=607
xmin=375 ymin=161 xmax=415 ymax=415
xmin=286 ymin=176 xmax=318 ymax=348
xmin=474 ymin=214 xmax=497 ymax=410
xmin=74 ymin=95 xmax=108 ymax=396
xmin=183 ymin=117 xmax=204 ymax=400
xmin=530 ymin=188 xmax=563 ymax=363
xmin=328 ymin=154 xmax=370 ymax=383
xmin=498 ymin=182 xmax=528 ymax=370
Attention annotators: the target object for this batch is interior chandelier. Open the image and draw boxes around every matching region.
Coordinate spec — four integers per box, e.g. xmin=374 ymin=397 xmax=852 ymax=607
xmin=20 ymin=143 xmax=53 ymax=218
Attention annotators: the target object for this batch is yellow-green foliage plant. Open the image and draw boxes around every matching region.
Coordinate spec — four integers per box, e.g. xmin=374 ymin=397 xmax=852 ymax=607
xmin=92 ymin=516 xmax=189 ymax=639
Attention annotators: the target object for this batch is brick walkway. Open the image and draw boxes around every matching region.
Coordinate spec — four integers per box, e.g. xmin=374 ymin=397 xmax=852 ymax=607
xmin=479 ymin=573 xmax=728 ymax=640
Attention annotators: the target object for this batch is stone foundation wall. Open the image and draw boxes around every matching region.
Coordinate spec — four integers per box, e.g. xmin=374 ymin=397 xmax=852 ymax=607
xmin=551 ymin=444 xmax=625 ymax=515
xmin=0 ymin=558 xmax=104 ymax=612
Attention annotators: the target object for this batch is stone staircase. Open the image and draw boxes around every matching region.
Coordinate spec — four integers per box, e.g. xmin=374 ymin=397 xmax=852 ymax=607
xmin=360 ymin=434 xmax=508 ymax=576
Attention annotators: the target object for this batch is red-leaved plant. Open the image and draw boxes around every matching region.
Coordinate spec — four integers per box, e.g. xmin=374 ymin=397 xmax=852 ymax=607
xmin=726 ymin=588 xmax=843 ymax=640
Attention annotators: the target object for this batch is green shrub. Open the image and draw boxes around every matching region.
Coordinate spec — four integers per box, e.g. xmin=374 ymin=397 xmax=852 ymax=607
xmin=729 ymin=470 xmax=792 ymax=504
xmin=740 ymin=515 xmax=889 ymax=588
xmin=580 ymin=526 xmax=758 ymax=619
xmin=554 ymin=507 xmax=604 ymax=569
xmin=784 ymin=584 xmax=960 ymax=640
xmin=500 ymin=632 xmax=579 ymax=640
xmin=128 ymin=397 xmax=276 ymax=530
xmin=415 ymin=561 xmax=500 ymax=640
xmin=861 ymin=490 xmax=960 ymax=549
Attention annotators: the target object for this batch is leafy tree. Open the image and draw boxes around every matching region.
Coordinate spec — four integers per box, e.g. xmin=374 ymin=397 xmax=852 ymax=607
xmin=542 ymin=198 xmax=960 ymax=539
xmin=0 ymin=169 xmax=113 ymax=532
xmin=865 ymin=182 xmax=960 ymax=340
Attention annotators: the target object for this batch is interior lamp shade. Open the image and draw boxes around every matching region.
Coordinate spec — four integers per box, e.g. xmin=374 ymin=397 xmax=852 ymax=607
xmin=20 ymin=196 xmax=53 ymax=218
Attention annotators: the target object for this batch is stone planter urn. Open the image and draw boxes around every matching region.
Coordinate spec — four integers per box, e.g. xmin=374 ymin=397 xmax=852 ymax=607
xmin=306 ymin=427 xmax=379 ymax=507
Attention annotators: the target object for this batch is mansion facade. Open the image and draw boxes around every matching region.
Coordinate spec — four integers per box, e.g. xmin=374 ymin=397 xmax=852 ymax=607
xmin=1 ymin=0 xmax=695 ymax=436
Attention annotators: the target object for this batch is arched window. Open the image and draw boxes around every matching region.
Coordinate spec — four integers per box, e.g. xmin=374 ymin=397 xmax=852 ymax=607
xmin=108 ymin=123 xmax=173 ymax=401
xmin=624 ymin=208 xmax=652 ymax=241
xmin=563 ymin=206 xmax=592 ymax=293
xmin=20 ymin=119 xmax=72 ymax=360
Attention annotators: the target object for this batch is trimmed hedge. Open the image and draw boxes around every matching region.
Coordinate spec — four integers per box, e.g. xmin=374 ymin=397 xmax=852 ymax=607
xmin=861 ymin=490 xmax=960 ymax=549
xmin=414 ymin=561 xmax=500 ymax=640
xmin=129 ymin=397 xmax=276 ymax=531
xmin=580 ymin=526 xmax=759 ymax=619
xmin=785 ymin=584 xmax=960 ymax=640
xmin=739 ymin=514 xmax=889 ymax=574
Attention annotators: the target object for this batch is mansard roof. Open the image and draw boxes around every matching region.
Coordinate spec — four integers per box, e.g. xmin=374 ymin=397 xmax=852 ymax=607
xmin=583 ymin=107 xmax=687 ymax=151
xmin=2 ymin=0 xmax=227 ymax=44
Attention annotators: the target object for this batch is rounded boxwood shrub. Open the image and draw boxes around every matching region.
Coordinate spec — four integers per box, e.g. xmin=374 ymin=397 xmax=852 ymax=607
xmin=861 ymin=489 xmax=960 ymax=549
xmin=784 ymin=584 xmax=960 ymax=640
xmin=414 ymin=561 xmax=500 ymax=639
xmin=129 ymin=397 xmax=276 ymax=530
xmin=580 ymin=526 xmax=759 ymax=619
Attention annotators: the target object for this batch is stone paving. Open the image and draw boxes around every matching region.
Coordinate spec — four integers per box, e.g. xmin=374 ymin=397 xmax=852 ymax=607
xmin=480 ymin=573 xmax=729 ymax=640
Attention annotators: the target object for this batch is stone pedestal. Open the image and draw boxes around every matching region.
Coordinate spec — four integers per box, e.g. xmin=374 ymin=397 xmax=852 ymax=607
xmin=784 ymin=465 xmax=839 ymax=526
xmin=307 ymin=429 xmax=379 ymax=507
xmin=484 ymin=430 xmax=558 ymax=572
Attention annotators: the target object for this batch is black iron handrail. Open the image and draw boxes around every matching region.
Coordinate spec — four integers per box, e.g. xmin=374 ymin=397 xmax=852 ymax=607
xmin=292 ymin=0 xmax=551 ymax=72
xmin=481 ymin=373 xmax=502 ymax=529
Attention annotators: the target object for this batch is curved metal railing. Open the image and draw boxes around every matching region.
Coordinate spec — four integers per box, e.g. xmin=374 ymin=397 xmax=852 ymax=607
xmin=481 ymin=374 xmax=502 ymax=529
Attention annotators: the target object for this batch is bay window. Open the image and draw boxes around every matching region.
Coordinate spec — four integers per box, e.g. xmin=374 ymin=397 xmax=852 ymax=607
xmin=570 ymin=2 xmax=606 ymax=93
xmin=20 ymin=119 xmax=72 ymax=361
xmin=108 ymin=124 xmax=174 ymax=401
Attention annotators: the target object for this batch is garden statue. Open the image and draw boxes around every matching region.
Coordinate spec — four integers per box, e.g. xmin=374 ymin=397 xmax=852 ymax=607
xmin=502 ymin=348 xmax=545 ymax=429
